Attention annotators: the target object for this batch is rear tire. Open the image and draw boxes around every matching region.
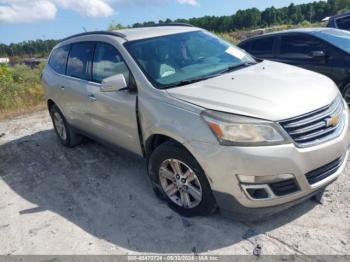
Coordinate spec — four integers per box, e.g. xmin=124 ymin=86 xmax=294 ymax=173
xmin=148 ymin=141 xmax=216 ymax=217
xmin=49 ymin=104 xmax=83 ymax=147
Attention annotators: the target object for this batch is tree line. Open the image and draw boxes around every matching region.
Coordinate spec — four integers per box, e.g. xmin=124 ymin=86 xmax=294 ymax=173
xmin=0 ymin=39 xmax=59 ymax=58
xmin=129 ymin=0 xmax=350 ymax=32
xmin=1 ymin=0 xmax=350 ymax=58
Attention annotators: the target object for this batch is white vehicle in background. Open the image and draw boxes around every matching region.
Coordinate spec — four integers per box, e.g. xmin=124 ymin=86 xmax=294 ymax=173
xmin=0 ymin=57 xmax=10 ymax=64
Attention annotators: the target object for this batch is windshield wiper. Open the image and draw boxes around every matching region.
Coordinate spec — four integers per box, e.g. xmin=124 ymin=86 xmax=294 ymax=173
xmin=163 ymin=62 xmax=257 ymax=89
xmin=218 ymin=62 xmax=256 ymax=75
xmin=164 ymin=75 xmax=215 ymax=88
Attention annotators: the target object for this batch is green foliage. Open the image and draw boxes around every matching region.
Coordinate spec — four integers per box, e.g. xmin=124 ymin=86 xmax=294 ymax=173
xmin=120 ymin=0 xmax=349 ymax=32
xmin=0 ymin=39 xmax=59 ymax=58
xmin=328 ymin=0 xmax=350 ymax=13
xmin=108 ymin=22 xmax=128 ymax=31
xmin=2 ymin=0 xmax=349 ymax=59
xmin=0 ymin=64 xmax=44 ymax=112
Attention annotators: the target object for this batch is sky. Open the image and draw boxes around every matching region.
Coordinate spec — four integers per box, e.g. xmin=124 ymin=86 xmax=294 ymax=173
xmin=0 ymin=0 xmax=318 ymax=44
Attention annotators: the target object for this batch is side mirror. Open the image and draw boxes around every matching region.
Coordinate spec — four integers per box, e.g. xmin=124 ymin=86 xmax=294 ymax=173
xmin=100 ymin=74 xmax=127 ymax=92
xmin=310 ymin=50 xmax=327 ymax=64
xmin=311 ymin=50 xmax=326 ymax=58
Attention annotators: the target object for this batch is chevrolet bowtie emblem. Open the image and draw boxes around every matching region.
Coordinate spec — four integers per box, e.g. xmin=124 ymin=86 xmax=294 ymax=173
xmin=325 ymin=114 xmax=340 ymax=127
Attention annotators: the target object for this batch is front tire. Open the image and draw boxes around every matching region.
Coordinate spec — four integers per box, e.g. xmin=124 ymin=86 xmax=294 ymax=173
xmin=49 ymin=104 xmax=83 ymax=147
xmin=148 ymin=141 xmax=216 ymax=217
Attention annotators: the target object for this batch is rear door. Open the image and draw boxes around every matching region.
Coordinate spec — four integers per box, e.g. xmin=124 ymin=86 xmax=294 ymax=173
xmin=61 ymin=42 xmax=95 ymax=130
xmin=275 ymin=33 xmax=333 ymax=79
xmin=85 ymin=42 xmax=142 ymax=156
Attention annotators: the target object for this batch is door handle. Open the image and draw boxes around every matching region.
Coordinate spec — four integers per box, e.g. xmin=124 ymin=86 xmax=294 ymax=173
xmin=88 ymin=94 xmax=96 ymax=102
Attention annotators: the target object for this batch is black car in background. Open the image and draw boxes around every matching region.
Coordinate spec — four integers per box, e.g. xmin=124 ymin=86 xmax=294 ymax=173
xmin=238 ymin=28 xmax=350 ymax=103
xmin=327 ymin=12 xmax=350 ymax=31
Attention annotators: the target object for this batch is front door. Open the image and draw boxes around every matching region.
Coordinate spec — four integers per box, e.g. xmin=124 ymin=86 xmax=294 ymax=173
xmin=86 ymin=42 xmax=142 ymax=156
xmin=275 ymin=34 xmax=334 ymax=80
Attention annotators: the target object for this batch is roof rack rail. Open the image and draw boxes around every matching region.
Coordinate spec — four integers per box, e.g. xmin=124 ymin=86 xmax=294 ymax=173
xmin=137 ymin=22 xmax=194 ymax=28
xmin=61 ymin=31 xmax=127 ymax=42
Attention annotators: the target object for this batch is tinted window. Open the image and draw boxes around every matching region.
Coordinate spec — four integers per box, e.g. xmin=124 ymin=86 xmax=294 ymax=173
xmin=92 ymin=43 xmax=129 ymax=83
xmin=67 ymin=42 xmax=95 ymax=80
xmin=250 ymin=37 xmax=274 ymax=55
xmin=280 ymin=35 xmax=324 ymax=58
xmin=336 ymin=16 xmax=350 ymax=30
xmin=238 ymin=41 xmax=250 ymax=51
xmin=49 ymin=45 xmax=70 ymax=74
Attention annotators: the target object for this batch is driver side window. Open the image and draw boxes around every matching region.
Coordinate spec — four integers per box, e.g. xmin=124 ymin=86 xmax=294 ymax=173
xmin=279 ymin=35 xmax=325 ymax=59
xmin=92 ymin=43 xmax=130 ymax=84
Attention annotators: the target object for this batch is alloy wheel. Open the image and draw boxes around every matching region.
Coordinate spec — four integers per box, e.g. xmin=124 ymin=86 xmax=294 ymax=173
xmin=52 ymin=111 xmax=67 ymax=141
xmin=159 ymin=159 xmax=202 ymax=209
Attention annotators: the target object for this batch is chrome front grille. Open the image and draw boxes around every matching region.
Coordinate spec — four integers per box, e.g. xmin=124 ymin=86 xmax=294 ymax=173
xmin=280 ymin=97 xmax=345 ymax=147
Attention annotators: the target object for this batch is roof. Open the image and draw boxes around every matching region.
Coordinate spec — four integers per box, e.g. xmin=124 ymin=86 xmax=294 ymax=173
xmin=240 ymin=27 xmax=333 ymax=43
xmin=60 ymin=25 xmax=200 ymax=44
xmin=113 ymin=25 xmax=200 ymax=41
xmin=265 ymin=27 xmax=330 ymax=35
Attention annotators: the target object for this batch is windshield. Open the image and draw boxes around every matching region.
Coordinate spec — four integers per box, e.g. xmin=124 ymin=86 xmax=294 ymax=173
xmin=314 ymin=29 xmax=350 ymax=53
xmin=124 ymin=30 xmax=255 ymax=89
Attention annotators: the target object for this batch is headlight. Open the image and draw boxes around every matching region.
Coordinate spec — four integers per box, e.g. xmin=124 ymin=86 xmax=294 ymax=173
xmin=201 ymin=110 xmax=287 ymax=146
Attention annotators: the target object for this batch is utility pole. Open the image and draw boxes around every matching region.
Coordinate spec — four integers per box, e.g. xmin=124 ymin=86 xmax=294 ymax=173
xmin=42 ymin=35 xmax=48 ymax=54
xmin=310 ymin=6 xmax=313 ymax=23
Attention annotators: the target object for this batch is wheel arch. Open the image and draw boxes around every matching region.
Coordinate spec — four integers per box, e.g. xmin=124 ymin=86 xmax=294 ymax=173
xmin=145 ymin=133 xmax=214 ymax=185
xmin=47 ymin=99 xmax=55 ymax=111
xmin=145 ymin=134 xmax=184 ymax=157
xmin=339 ymin=78 xmax=350 ymax=92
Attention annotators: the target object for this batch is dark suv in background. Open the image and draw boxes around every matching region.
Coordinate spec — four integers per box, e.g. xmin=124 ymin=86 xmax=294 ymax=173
xmin=238 ymin=28 xmax=350 ymax=103
xmin=327 ymin=12 xmax=350 ymax=31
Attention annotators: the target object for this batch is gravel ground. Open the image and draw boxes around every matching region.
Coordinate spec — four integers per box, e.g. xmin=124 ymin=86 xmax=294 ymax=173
xmin=0 ymin=110 xmax=349 ymax=255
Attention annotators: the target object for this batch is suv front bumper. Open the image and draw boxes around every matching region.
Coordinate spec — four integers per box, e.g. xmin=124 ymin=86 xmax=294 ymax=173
xmin=186 ymin=109 xmax=350 ymax=220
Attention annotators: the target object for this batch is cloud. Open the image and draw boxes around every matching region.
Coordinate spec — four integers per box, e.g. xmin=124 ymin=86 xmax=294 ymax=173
xmin=0 ymin=0 xmax=199 ymax=23
xmin=0 ymin=0 xmax=57 ymax=22
xmin=55 ymin=0 xmax=114 ymax=17
xmin=177 ymin=0 xmax=199 ymax=6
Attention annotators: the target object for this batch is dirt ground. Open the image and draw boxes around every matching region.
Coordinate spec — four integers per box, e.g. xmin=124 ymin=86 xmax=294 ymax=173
xmin=0 ymin=109 xmax=349 ymax=255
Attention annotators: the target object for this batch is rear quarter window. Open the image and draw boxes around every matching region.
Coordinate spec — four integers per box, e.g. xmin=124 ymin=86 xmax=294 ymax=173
xmin=250 ymin=37 xmax=274 ymax=56
xmin=48 ymin=45 xmax=70 ymax=74
xmin=238 ymin=41 xmax=250 ymax=51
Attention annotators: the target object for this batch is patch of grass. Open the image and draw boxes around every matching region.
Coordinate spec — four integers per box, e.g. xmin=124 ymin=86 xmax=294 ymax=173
xmin=0 ymin=63 xmax=45 ymax=116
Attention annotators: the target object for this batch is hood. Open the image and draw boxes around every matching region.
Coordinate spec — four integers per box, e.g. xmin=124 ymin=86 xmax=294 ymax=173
xmin=166 ymin=60 xmax=339 ymax=121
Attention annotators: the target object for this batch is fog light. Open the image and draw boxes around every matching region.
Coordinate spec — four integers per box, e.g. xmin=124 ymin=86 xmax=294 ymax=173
xmin=237 ymin=173 xmax=294 ymax=184
xmin=246 ymin=188 xmax=269 ymax=199
xmin=241 ymin=184 xmax=275 ymax=200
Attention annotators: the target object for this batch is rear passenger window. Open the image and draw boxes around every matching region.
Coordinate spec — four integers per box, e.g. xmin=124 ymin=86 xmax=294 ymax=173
xmin=92 ymin=43 xmax=130 ymax=83
xmin=250 ymin=37 xmax=274 ymax=56
xmin=49 ymin=45 xmax=70 ymax=74
xmin=67 ymin=42 xmax=95 ymax=80
xmin=280 ymin=35 xmax=324 ymax=58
